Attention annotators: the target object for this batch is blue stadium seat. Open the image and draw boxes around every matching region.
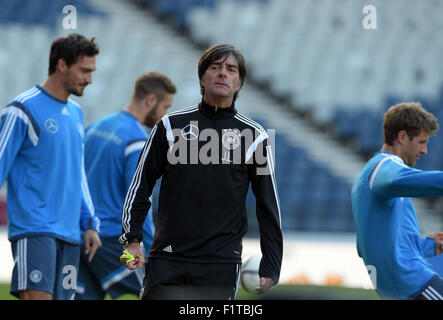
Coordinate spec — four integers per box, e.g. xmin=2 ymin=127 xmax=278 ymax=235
xmin=175 ymin=0 xmax=216 ymax=28
xmin=152 ymin=0 xmax=176 ymax=16
xmin=355 ymin=110 xmax=383 ymax=155
xmin=334 ymin=108 xmax=369 ymax=141
xmin=150 ymin=0 xmax=217 ymax=28
xmin=384 ymin=95 xmax=406 ymax=111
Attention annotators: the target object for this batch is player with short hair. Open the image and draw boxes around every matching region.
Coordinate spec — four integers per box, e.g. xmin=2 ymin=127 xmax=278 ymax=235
xmin=352 ymin=102 xmax=443 ymax=299
xmin=119 ymin=44 xmax=283 ymax=300
xmin=76 ymin=72 xmax=176 ymax=299
xmin=0 ymin=33 xmax=101 ymax=300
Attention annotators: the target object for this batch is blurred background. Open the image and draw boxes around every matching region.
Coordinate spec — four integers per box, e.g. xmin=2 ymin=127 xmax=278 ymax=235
xmin=0 ymin=0 xmax=443 ymax=294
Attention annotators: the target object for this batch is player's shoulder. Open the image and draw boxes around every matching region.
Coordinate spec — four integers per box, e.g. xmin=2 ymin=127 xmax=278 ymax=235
xmin=2 ymin=87 xmax=44 ymax=125
xmin=374 ymin=152 xmax=407 ymax=169
xmin=65 ymin=99 xmax=86 ymax=124
xmin=163 ymin=104 xmax=200 ymax=121
xmin=157 ymin=104 xmax=200 ymax=131
xmin=233 ymin=110 xmax=267 ymax=134
xmin=8 ymin=86 xmax=43 ymax=108
xmin=117 ymin=111 xmax=147 ymax=139
xmin=67 ymin=98 xmax=85 ymax=116
xmin=91 ymin=111 xmax=121 ymax=127
xmin=366 ymin=152 xmax=409 ymax=185
xmin=87 ymin=111 xmax=146 ymax=144
xmin=68 ymin=98 xmax=82 ymax=110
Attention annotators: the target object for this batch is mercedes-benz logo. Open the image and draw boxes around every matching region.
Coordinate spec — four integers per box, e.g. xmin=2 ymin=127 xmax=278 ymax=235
xmin=181 ymin=124 xmax=199 ymax=141
xmin=45 ymin=118 xmax=59 ymax=134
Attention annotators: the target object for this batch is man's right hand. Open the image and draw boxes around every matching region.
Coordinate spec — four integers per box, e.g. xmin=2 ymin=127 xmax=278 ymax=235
xmin=120 ymin=242 xmax=145 ymax=270
xmin=428 ymin=232 xmax=443 ymax=255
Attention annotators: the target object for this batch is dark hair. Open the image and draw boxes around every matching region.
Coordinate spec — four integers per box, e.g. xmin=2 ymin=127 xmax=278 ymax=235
xmin=383 ymin=102 xmax=438 ymax=145
xmin=48 ymin=33 xmax=99 ymax=75
xmin=132 ymin=71 xmax=177 ymax=102
xmin=198 ymin=43 xmax=247 ymax=103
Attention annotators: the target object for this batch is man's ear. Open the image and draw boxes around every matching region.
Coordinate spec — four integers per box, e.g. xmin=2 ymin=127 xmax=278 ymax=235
xmin=145 ymin=93 xmax=158 ymax=109
xmin=57 ymin=58 xmax=68 ymax=73
xmin=397 ymin=130 xmax=409 ymax=145
xmin=200 ymin=77 xmax=206 ymax=91
xmin=235 ymin=78 xmax=242 ymax=91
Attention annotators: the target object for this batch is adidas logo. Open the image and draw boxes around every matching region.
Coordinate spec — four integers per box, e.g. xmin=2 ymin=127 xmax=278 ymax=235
xmin=61 ymin=107 xmax=70 ymax=116
xmin=163 ymin=245 xmax=173 ymax=253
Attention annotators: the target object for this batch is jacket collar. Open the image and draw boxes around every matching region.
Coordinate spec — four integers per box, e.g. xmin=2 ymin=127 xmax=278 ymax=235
xmin=199 ymin=99 xmax=237 ymax=119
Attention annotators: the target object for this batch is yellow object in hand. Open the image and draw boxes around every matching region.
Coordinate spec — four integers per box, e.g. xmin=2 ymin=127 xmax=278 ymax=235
xmin=120 ymin=250 xmax=140 ymax=265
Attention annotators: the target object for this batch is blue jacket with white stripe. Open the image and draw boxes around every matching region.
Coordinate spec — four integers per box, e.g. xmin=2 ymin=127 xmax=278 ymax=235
xmin=84 ymin=110 xmax=154 ymax=252
xmin=0 ymin=86 xmax=98 ymax=244
xmin=351 ymin=151 xmax=441 ymax=299
xmin=119 ymin=100 xmax=283 ymax=285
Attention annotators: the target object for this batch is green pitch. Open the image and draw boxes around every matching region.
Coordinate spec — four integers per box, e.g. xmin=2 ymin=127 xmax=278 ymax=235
xmin=0 ymin=284 xmax=15 ymax=300
xmin=0 ymin=283 xmax=378 ymax=300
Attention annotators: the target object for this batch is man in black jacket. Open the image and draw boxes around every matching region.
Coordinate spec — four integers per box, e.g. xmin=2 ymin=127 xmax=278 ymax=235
xmin=119 ymin=44 xmax=283 ymax=299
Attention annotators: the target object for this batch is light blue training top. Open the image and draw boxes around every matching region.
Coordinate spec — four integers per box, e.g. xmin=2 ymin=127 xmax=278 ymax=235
xmin=351 ymin=151 xmax=440 ymax=299
xmin=84 ymin=111 xmax=154 ymax=251
xmin=0 ymin=85 xmax=98 ymax=244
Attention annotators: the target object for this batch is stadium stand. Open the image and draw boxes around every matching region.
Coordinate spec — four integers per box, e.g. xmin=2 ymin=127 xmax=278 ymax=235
xmin=0 ymin=0 xmax=106 ymax=28
xmin=186 ymin=0 xmax=443 ymax=159
xmin=1 ymin=0 xmax=442 ymax=234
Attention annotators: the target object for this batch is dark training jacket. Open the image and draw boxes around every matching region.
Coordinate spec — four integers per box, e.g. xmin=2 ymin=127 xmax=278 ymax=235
xmin=120 ymin=100 xmax=283 ymax=284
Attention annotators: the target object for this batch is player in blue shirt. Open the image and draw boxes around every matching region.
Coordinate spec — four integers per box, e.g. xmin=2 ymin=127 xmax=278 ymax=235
xmin=0 ymin=34 xmax=101 ymax=300
xmin=76 ymin=71 xmax=176 ymax=299
xmin=352 ymin=102 xmax=443 ymax=299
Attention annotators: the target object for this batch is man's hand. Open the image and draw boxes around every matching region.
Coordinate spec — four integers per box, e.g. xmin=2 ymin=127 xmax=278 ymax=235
xmin=255 ymin=277 xmax=275 ymax=293
xmin=83 ymin=229 xmax=102 ymax=262
xmin=428 ymin=232 xmax=443 ymax=255
xmin=120 ymin=242 xmax=145 ymax=270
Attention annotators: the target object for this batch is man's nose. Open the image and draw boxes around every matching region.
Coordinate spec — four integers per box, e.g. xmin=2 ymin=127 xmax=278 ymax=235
xmin=85 ymin=73 xmax=93 ymax=84
xmin=218 ymin=65 xmax=228 ymax=77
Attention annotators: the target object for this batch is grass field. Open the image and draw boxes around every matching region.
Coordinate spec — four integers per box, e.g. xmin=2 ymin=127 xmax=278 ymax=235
xmin=0 ymin=283 xmax=379 ymax=300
